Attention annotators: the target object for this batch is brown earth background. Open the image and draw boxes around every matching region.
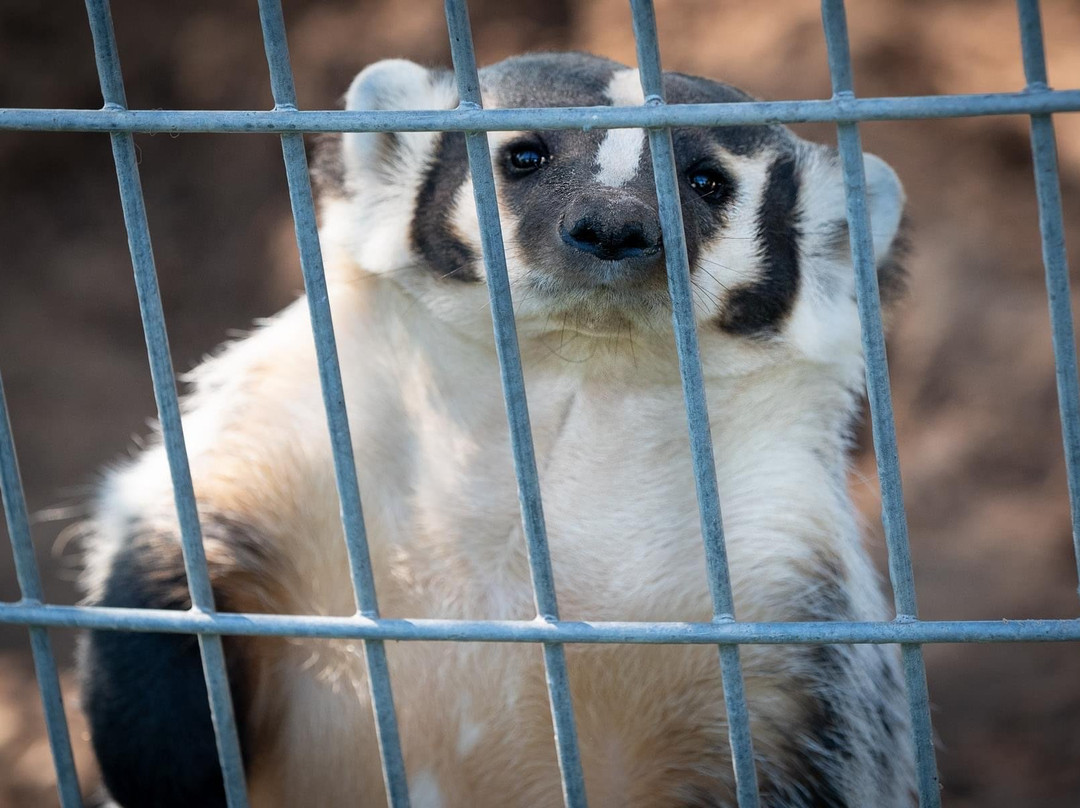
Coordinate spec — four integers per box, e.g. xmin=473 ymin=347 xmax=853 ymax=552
xmin=1 ymin=0 xmax=1079 ymax=805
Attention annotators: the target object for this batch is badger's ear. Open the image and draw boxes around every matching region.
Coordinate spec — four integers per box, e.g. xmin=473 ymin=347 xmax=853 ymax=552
xmin=861 ymin=153 xmax=908 ymax=305
xmin=861 ymin=153 xmax=905 ymax=264
xmin=802 ymin=147 xmax=908 ymax=304
xmin=342 ymin=59 xmax=458 ymax=184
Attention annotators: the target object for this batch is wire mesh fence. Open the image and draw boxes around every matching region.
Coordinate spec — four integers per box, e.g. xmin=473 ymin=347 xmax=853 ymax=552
xmin=0 ymin=1 xmax=1078 ymax=807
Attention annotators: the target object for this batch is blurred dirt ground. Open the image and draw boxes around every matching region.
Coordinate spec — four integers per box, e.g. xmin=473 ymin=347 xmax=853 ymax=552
xmin=1 ymin=0 xmax=1079 ymax=805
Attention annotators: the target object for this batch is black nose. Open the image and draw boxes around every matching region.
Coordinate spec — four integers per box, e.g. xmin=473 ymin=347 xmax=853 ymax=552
xmin=560 ymin=194 xmax=662 ymax=262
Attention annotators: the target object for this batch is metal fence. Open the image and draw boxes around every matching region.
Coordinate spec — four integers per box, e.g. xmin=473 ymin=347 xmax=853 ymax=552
xmin=0 ymin=0 xmax=1078 ymax=806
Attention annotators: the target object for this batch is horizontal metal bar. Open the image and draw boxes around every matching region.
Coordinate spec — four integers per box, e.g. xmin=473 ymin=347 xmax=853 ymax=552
xmin=2 ymin=602 xmax=1079 ymax=644
xmin=1 ymin=89 xmax=1078 ymax=134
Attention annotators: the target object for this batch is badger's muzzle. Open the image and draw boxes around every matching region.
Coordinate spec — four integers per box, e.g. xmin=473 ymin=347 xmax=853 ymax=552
xmin=557 ymin=191 xmax=664 ymax=287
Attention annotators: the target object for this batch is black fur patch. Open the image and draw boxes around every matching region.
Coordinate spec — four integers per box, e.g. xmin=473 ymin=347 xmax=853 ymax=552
xmin=758 ymin=647 xmax=853 ymax=808
xmin=410 ymin=131 xmax=479 ymax=282
xmin=758 ymin=560 xmax=860 ymax=808
xmin=800 ymin=647 xmax=855 ymax=808
xmin=720 ymin=153 xmax=802 ymax=336
xmin=79 ymin=523 xmax=262 ymax=808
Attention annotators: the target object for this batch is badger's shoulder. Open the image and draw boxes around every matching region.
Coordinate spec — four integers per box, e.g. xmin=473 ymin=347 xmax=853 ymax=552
xmin=81 ymin=297 xmax=326 ymax=596
xmin=76 ymin=294 xmax=357 ymax=805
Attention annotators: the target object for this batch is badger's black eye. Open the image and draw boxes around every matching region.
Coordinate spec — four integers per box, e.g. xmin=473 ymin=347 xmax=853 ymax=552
xmin=505 ymin=139 xmax=549 ymax=177
xmin=686 ymin=165 xmax=725 ymax=199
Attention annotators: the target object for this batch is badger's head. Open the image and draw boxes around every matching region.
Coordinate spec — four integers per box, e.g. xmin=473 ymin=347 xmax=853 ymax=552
xmin=319 ymin=53 xmax=905 ymax=375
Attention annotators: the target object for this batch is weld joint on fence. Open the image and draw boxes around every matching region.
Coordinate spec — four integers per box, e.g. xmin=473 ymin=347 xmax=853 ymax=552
xmin=458 ymin=100 xmax=482 ymax=112
xmin=644 ymin=94 xmax=664 ymax=106
xmin=1024 ymin=81 xmax=1051 ymax=93
xmin=274 ymin=102 xmax=298 ymax=112
xmin=712 ymin=613 xmax=736 ymax=624
xmin=829 ymin=93 xmax=859 ymax=123
xmin=102 ymin=101 xmax=125 ymax=112
xmin=894 ymin=614 xmax=918 ymax=624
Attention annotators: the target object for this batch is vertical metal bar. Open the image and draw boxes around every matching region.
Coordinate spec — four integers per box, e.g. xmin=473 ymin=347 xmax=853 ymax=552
xmin=819 ymin=2 xmax=941 ymax=806
xmin=82 ymin=1 xmax=250 ymax=805
xmin=253 ymin=2 xmax=410 ymax=805
xmin=627 ymin=2 xmax=762 ymax=805
xmin=443 ymin=2 xmax=588 ymax=806
xmin=1017 ymin=0 xmax=1080 ymax=597
xmin=0 ymin=372 xmax=82 ymax=808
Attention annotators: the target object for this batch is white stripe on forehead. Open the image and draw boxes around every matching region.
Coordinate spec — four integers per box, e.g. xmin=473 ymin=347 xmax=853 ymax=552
xmin=594 ymin=69 xmax=647 ymax=188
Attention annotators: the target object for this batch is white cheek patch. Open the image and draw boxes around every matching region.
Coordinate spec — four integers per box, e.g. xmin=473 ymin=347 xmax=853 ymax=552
xmin=595 ymin=69 xmax=648 ymax=188
xmin=693 ymin=153 xmax=770 ymax=316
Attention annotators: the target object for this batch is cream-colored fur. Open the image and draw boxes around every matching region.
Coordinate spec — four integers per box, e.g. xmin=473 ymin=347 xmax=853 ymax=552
xmin=83 ymin=59 xmax=913 ymax=807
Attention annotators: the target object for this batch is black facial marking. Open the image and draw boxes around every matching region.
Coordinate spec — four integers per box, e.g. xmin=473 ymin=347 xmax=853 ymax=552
xmin=720 ymin=153 xmax=802 ymax=336
xmin=79 ymin=518 xmax=267 ymax=808
xmin=410 ymin=131 xmax=480 ymax=282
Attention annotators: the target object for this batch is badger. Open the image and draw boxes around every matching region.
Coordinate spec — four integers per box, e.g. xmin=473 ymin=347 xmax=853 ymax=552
xmin=79 ymin=52 xmax=915 ymax=808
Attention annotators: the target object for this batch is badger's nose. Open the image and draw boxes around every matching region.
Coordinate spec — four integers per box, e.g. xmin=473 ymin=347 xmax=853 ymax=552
xmin=559 ymin=194 xmax=662 ymax=262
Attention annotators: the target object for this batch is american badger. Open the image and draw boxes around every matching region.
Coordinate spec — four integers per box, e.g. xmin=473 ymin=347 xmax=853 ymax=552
xmin=80 ymin=53 xmax=914 ymax=807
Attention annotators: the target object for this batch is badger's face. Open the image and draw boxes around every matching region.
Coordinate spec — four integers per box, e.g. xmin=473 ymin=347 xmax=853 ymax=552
xmin=323 ymin=53 xmax=905 ymax=371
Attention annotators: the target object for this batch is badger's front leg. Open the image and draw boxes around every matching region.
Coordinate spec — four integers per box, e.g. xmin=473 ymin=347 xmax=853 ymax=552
xmin=79 ymin=517 xmax=276 ymax=808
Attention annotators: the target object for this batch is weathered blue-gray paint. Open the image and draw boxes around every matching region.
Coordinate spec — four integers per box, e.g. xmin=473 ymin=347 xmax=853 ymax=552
xmin=3 ymin=602 xmax=1080 ymax=644
xmin=1 ymin=90 xmax=1078 ymax=134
